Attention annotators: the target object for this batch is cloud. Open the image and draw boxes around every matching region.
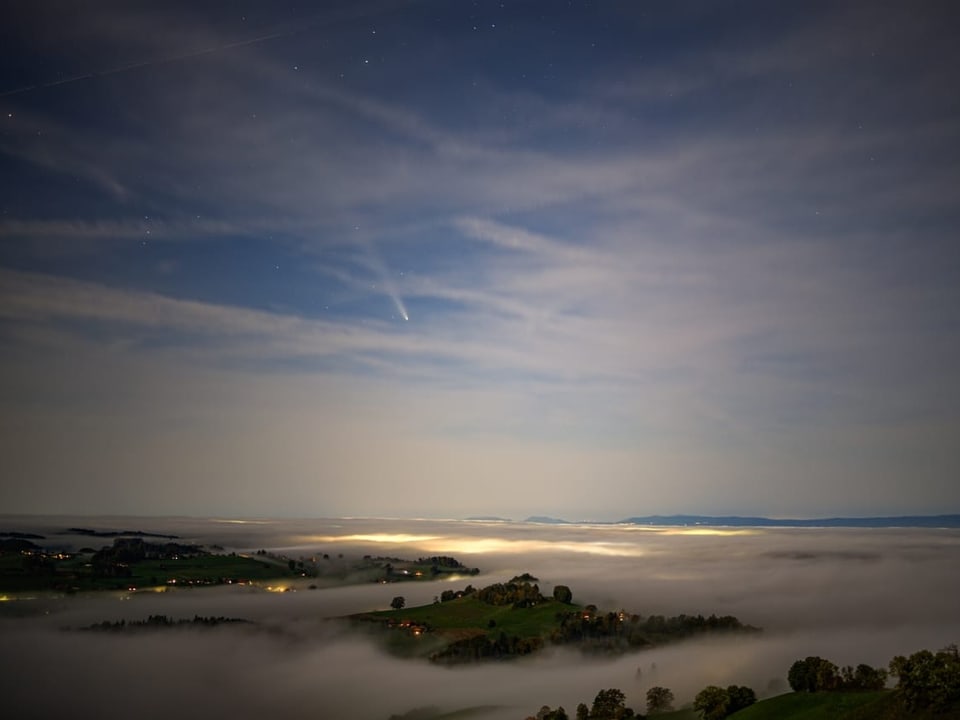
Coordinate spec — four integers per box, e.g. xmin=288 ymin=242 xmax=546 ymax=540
xmin=1 ymin=2 xmax=959 ymax=518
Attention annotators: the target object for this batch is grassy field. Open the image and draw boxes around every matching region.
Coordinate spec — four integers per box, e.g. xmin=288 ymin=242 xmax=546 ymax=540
xmin=724 ymin=690 xmax=960 ymax=720
xmin=359 ymin=593 xmax=580 ymax=639
xmin=0 ymin=551 xmax=296 ymax=593
xmin=628 ymin=693 xmax=892 ymax=720
xmin=355 ymin=583 xmax=760 ymax=665
xmin=0 ymin=544 xmax=476 ymax=594
xmin=352 ymin=592 xmax=581 ymax=661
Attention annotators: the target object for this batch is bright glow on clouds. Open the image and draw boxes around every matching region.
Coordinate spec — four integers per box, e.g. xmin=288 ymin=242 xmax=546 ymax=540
xmin=312 ymin=534 xmax=443 ymax=545
xmin=305 ymin=525 xmax=758 ymax=557
xmin=320 ymin=534 xmax=651 ymax=558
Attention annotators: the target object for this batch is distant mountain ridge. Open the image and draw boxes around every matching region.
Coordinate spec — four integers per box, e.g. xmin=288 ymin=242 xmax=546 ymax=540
xmin=465 ymin=516 xmax=512 ymax=522
xmin=494 ymin=514 xmax=960 ymax=528
xmin=523 ymin=516 xmax=571 ymax=524
xmin=619 ymin=514 xmax=960 ymax=528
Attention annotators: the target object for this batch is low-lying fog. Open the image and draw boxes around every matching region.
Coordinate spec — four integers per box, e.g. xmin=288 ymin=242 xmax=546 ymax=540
xmin=2 ymin=516 xmax=959 ymax=719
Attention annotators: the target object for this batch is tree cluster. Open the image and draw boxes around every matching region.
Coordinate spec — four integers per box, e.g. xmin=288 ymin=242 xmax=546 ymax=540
xmin=94 ymin=538 xmax=205 ymax=563
xmin=645 ymin=686 xmax=674 ymax=715
xmin=528 ymin=705 xmax=569 ymax=720
xmin=552 ymin=610 xmax=754 ymax=651
xmin=890 ymin=645 xmax=960 ymax=713
xmin=787 ymin=656 xmax=887 ymax=693
xmin=529 ymin=688 xmax=644 ymax=720
xmin=692 ymin=685 xmax=756 ymax=720
xmin=415 ymin=555 xmax=480 ymax=575
xmin=82 ymin=614 xmax=250 ymax=631
xmin=529 ymin=687 xmax=645 ymax=719
xmin=438 ymin=584 xmax=476 ymax=602
xmin=431 ymin=630 xmax=543 ymax=663
xmin=417 ymin=555 xmax=464 ymax=568
xmin=475 ymin=580 xmax=545 ymax=607
xmin=90 ymin=538 xmax=206 ymax=577
xmin=511 ymin=573 xmax=540 ymax=583
xmin=437 ymin=580 xmax=541 ymax=607
xmin=531 ymin=683 xmax=761 ymax=720
xmin=579 ymin=688 xmax=638 ymax=719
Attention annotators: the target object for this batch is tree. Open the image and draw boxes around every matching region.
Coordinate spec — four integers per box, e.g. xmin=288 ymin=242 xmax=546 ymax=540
xmin=553 ymin=585 xmax=573 ymax=604
xmin=840 ymin=663 xmax=887 ymax=691
xmin=788 ymin=656 xmax=839 ymax=693
xmin=692 ymin=685 xmax=754 ymax=720
xmin=589 ymin=688 xmax=634 ymax=718
xmin=646 ymin=686 xmax=675 ymax=714
xmin=788 ymin=658 xmax=813 ymax=692
xmin=813 ymin=657 xmax=840 ymax=691
xmin=390 ymin=595 xmax=405 ymax=610
xmin=576 ymin=704 xmax=589 ymax=720
xmin=725 ymin=686 xmax=756 ymax=714
xmin=890 ymin=645 xmax=960 ymax=712
xmin=693 ymin=686 xmax=728 ymax=720
xmin=535 ymin=706 xmax=569 ymax=720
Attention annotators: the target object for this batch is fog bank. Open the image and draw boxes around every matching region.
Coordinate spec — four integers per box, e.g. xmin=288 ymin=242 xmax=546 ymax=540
xmin=2 ymin=517 xmax=958 ymax=718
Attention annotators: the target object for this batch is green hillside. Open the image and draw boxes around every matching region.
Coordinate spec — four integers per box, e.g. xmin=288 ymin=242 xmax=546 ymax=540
xmin=352 ymin=578 xmax=757 ymax=664
xmin=728 ymin=691 xmax=888 ymax=719
xmin=364 ymin=592 xmax=577 ymax=637
xmin=0 ymin=549 xmax=296 ymax=593
xmin=0 ymin=538 xmax=477 ymax=594
xmin=728 ymin=691 xmax=960 ymax=720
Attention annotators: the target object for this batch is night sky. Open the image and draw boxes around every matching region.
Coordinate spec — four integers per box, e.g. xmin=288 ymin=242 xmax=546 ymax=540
xmin=1 ymin=1 xmax=958 ymax=520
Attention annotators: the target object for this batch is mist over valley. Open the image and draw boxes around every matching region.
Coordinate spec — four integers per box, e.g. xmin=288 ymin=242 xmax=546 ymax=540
xmin=2 ymin=516 xmax=958 ymax=719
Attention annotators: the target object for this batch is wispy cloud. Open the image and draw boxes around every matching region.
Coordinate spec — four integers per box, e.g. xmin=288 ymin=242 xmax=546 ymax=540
xmin=1 ymin=1 xmax=958 ymax=517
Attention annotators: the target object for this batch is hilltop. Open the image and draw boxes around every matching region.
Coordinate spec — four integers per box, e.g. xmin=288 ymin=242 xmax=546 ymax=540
xmin=0 ymin=532 xmax=479 ymax=594
xmin=524 ymin=516 xmax=572 ymax=524
xmin=349 ymin=576 xmax=757 ymax=664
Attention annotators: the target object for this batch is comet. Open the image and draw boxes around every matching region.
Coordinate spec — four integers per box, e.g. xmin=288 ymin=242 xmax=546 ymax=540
xmin=355 ymin=227 xmax=410 ymax=322
xmin=376 ymin=274 xmax=409 ymax=321
xmin=384 ymin=274 xmax=410 ymax=322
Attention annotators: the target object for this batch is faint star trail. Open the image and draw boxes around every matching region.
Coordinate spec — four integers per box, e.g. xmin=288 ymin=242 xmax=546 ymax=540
xmin=1 ymin=0 xmax=419 ymax=99
xmin=0 ymin=29 xmax=299 ymax=99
